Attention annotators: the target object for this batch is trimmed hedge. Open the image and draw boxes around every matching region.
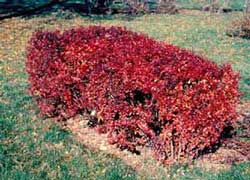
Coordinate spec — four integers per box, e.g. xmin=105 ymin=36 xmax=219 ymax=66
xmin=26 ymin=26 xmax=240 ymax=164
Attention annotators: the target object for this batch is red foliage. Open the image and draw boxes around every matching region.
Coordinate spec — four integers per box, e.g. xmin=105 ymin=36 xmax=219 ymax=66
xmin=26 ymin=26 xmax=240 ymax=164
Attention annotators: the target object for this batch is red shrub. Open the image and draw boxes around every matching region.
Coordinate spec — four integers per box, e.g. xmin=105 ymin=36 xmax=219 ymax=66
xmin=26 ymin=26 xmax=240 ymax=164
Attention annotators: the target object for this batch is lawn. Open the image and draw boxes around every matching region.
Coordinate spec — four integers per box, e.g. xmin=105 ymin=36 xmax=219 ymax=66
xmin=0 ymin=10 xmax=250 ymax=179
xmin=176 ymin=0 xmax=245 ymax=10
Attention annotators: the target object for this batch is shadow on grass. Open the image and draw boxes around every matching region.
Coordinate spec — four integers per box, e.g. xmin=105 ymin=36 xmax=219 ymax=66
xmin=0 ymin=1 xmax=142 ymax=22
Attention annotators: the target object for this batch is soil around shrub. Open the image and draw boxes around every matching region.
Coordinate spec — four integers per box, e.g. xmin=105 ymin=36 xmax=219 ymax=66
xmin=54 ymin=102 xmax=250 ymax=175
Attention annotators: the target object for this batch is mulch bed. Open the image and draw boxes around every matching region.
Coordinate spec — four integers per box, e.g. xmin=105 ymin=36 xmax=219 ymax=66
xmin=51 ymin=102 xmax=250 ymax=174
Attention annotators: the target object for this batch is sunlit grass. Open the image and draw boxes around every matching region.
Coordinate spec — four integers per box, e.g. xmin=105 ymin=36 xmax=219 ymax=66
xmin=176 ymin=0 xmax=245 ymax=10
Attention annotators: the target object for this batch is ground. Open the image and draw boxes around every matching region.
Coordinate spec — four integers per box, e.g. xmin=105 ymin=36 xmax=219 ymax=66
xmin=0 ymin=9 xmax=250 ymax=179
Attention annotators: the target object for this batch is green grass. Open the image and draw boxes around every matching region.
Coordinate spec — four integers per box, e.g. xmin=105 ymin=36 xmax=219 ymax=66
xmin=171 ymin=162 xmax=250 ymax=180
xmin=176 ymin=0 xmax=246 ymax=10
xmin=0 ymin=11 xmax=250 ymax=179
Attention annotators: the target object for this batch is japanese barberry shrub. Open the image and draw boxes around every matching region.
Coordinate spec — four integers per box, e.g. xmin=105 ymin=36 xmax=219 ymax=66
xmin=26 ymin=26 xmax=240 ymax=164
